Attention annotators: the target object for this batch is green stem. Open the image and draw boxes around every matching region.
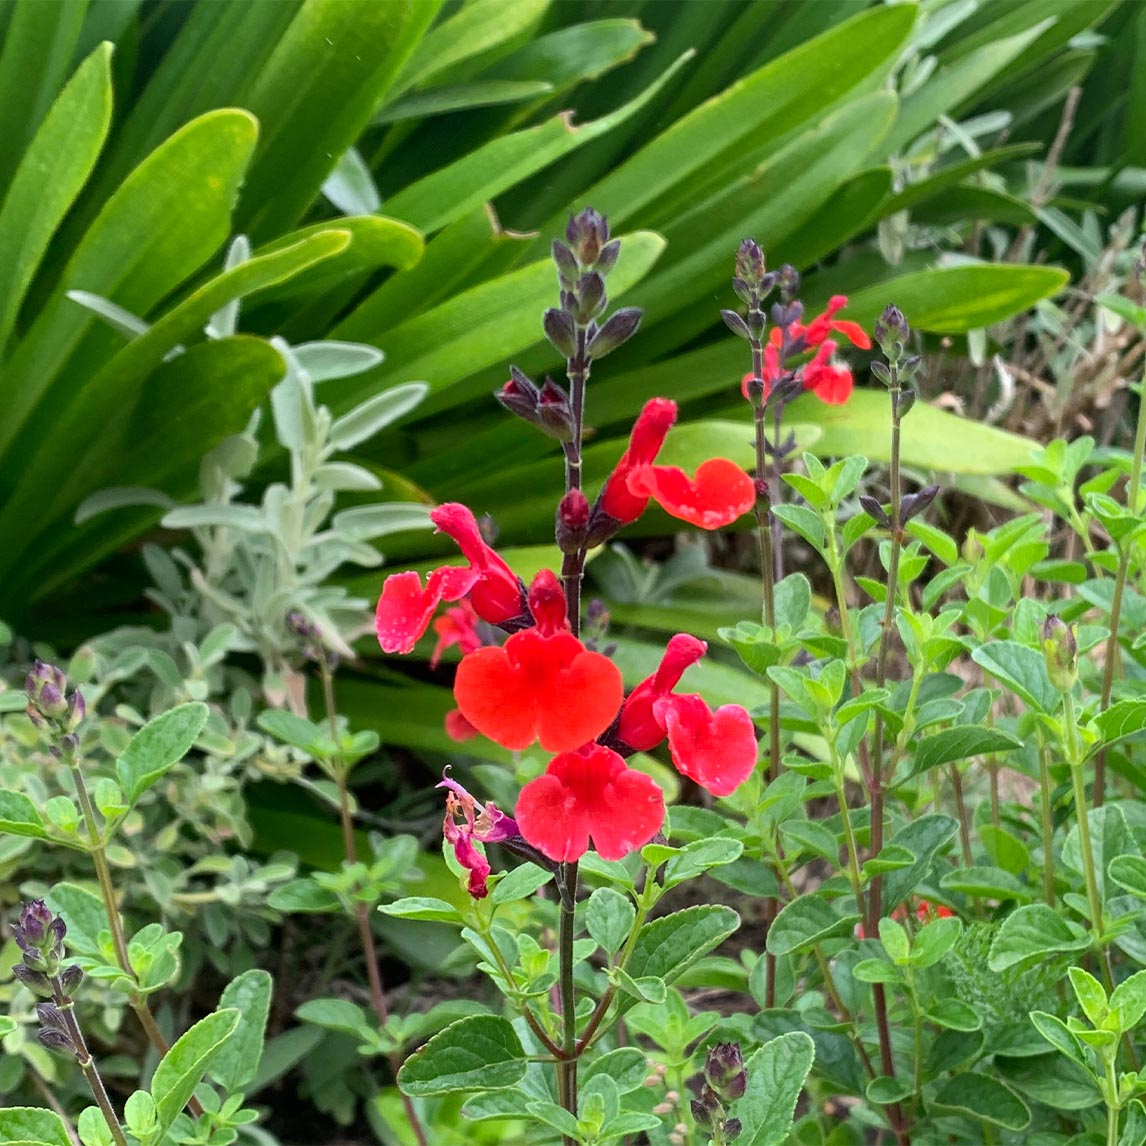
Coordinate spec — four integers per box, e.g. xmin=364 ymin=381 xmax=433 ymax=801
xmin=1095 ymin=371 xmax=1146 ymax=806
xmin=1063 ymin=692 xmax=1104 ymax=945
xmin=1038 ymin=745 xmax=1057 ymax=908
xmin=53 ymin=990 xmax=127 ymax=1146
xmin=557 ymin=863 xmax=579 ymax=1134
xmin=831 ymin=742 xmax=867 ymax=924
xmin=320 ymin=660 xmax=427 ymax=1146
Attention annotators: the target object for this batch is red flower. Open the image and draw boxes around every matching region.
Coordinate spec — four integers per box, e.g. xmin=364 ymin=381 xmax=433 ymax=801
xmin=802 ymin=341 xmax=853 ymax=406
xmin=655 ymin=693 xmax=758 ymax=797
xmin=617 ymin=635 xmax=757 ymax=797
xmin=800 ymin=295 xmax=871 ymax=351
xmin=618 ymin=634 xmax=707 ymax=751
xmin=599 ymin=398 xmax=678 ymax=524
xmin=430 ymin=601 xmax=482 ymax=669
xmin=438 ymin=775 xmax=518 ymax=898
xmin=452 ymin=571 xmax=623 ymax=752
xmin=375 ymin=503 xmax=523 ymax=654
xmin=625 ymin=458 xmax=755 ymax=530
xmin=515 ymin=742 xmax=665 ymax=862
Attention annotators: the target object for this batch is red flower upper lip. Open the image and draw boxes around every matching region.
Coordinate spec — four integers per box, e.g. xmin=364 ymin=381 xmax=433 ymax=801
xmin=514 ymin=742 xmax=665 ymax=862
xmin=599 ymin=398 xmax=678 ymax=525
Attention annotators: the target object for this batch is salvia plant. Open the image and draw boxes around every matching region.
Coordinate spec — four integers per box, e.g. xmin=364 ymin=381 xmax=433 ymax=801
xmin=4 ymin=216 xmax=1146 ymax=1146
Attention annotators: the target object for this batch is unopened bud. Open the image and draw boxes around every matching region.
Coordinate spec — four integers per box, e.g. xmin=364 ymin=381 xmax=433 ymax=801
xmin=12 ymin=963 xmax=54 ymax=998
xmin=588 ymin=307 xmax=641 ymax=359
xmin=565 ymin=208 xmax=609 ymax=267
xmin=705 ymin=1043 xmax=747 ymax=1101
xmin=735 ymin=238 xmax=766 ymax=285
xmin=962 ymin=530 xmax=983 ymax=564
xmin=58 ymin=963 xmax=84 ymax=998
xmin=543 ymin=307 xmax=578 ymax=358
xmin=874 ymin=304 xmax=910 ymax=351
xmin=1041 ymin=615 xmax=1078 ymax=693
xmin=556 ymin=490 xmax=590 ymax=554
xmin=552 ymin=239 xmax=578 ymax=286
xmin=724 ymin=1117 xmax=743 ymax=1140
xmin=778 ymin=264 xmax=800 ymax=304
xmin=37 ymin=1027 xmax=74 ymax=1052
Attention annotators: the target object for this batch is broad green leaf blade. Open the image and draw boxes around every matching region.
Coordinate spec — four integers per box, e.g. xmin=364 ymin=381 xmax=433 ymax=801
xmin=931 ymin=1074 xmax=1031 ymax=1131
xmin=909 ymin=727 xmax=1023 ymax=777
xmin=392 ymin=0 xmax=548 ymax=95
xmin=241 ymin=0 xmax=442 ymax=239
xmin=971 ymin=641 xmax=1059 ymax=714
xmin=738 ymin=1032 xmax=816 ymax=1146
xmin=0 ymin=41 xmax=114 ymax=357
xmin=546 ymin=3 xmax=916 ymax=236
xmin=385 ymin=50 xmax=694 ymax=235
xmin=839 ymin=264 xmax=1069 ymax=335
xmin=0 ymin=109 xmax=260 ymax=464
xmin=152 ymin=1009 xmax=242 ymax=1133
xmin=767 ymin=896 xmax=859 ymax=957
xmin=0 ymin=0 xmax=88 ymax=199
xmin=398 ymin=1015 xmax=527 ymax=1096
xmin=0 ymin=791 xmax=48 ymax=839
xmin=1091 ymin=699 xmax=1146 ymax=756
xmin=208 ymin=970 xmax=274 ymax=1092
xmin=881 ymin=815 xmax=960 ymax=911
xmin=626 ymin=905 xmax=740 ymax=985
xmin=44 ymin=883 xmax=109 ymax=955
xmin=0 ymin=1107 xmax=73 ymax=1146
xmin=1108 ymin=855 xmax=1146 ymax=898
xmin=988 ymin=904 xmax=1091 ymax=972
xmin=116 ymin=702 xmax=209 ymax=805
xmin=373 ymin=79 xmax=554 ymax=124
xmin=586 ymin=888 xmax=636 ymax=956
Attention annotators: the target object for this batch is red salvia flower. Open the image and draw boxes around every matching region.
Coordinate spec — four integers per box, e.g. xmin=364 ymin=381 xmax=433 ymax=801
xmin=453 ymin=570 xmax=624 ymax=752
xmin=802 ymin=340 xmax=853 ymax=406
xmin=799 ymin=295 xmax=871 ymax=350
xmin=626 ymin=458 xmax=756 ymax=529
xmin=438 ymin=775 xmax=518 ymax=898
xmin=375 ymin=502 xmax=523 ymax=654
xmin=429 ymin=600 xmax=483 ymax=669
xmin=598 ymin=398 xmax=678 ymax=524
xmin=656 ymin=694 xmax=758 ymax=797
xmin=515 ymin=742 xmax=665 ymax=862
xmin=618 ymin=634 xmax=707 ymax=750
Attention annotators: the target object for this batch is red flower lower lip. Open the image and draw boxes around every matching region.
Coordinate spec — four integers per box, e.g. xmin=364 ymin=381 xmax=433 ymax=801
xmin=626 ymin=458 xmax=756 ymax=530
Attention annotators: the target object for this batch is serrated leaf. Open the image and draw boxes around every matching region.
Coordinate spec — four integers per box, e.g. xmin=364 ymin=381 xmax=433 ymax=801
xmin=931 ymin=1074 xmax=1030 ymax=1130
xmin=398 ymin=1015 xmax=527 ymax=1096
xmin=971 ymin=641 xmax=1059 ymax=714
xmin=988 ymin=904 xmax=1091 ymax=972
xmin=585 ymin=888 xmax=636 ymax=957
xmin=0 ymin=1108 xmax=73 ymax=1146
xmin=208 ymin=970 xmax=273 ymax=1092
xmin=625 ymin=906 xmax=739 ymax=1000
xmin=910 ymin=726 xmax=1023 ymax=776
xmin=115 ymin=702 xmax=209 ymax=805
xmin=0 ymin=791 xmax=48 ymax=839
xmin=737 ymin=1032 xmax=816 ymax=1146
xmin=767 ymin=896 xmax=859 ymax=957
xmin=152 ymin=1009 xmax=241 ymax=1132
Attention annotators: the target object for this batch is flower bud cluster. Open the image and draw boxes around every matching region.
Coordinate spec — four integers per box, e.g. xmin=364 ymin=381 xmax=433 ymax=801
xmin=687 ymin=1043 xmax=748 ymax=1141
xmin=25 ymin=660 xmax=85 ymax=760
xmin=1042 ymin=615 xmax=1078 ymax=694
xmin=12 ymin=900 xmax=85 ymax=1055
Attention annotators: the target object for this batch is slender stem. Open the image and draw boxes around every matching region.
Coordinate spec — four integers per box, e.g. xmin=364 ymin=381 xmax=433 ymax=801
xmin=748 ymin=287 xmax=784 ymax=1008
xmin=949 ymin=764 xmax=974 ymax=869
xmin=320 ymin=661 xmax=427 ymax=1146
xmin=71 ymin=763 xmax=196 ymax=1108
xmin=1064 ymin=692 xmax=1105 ymax=952
xmin=868 ymin=364 xmax=907 ymax=1142
xmin=1038 ymin=744 xmax=1057 ymax=907
xmin=1105 ymin=1058 xmax=1121 ymax=1146
xmin=557 ymin=863 xmax=579 ymax=1135
xmin=771 ymin=403 xmax=785 ymax=582
xmin=53 ymin=984 xmax=127 ymax=1146
xmin=832 ymin=746 xmax=867 ymax=924
xmin=1095 ymin=371 xmax=1146 ymax=805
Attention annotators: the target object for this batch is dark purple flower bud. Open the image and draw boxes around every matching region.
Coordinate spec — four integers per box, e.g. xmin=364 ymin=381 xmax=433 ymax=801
xmin=778 ymin=264 xmax=800 ymax=303
xmin=58 ymin=963 xmax=84 ymax=998
xmin=859 ymin=496 xmax=891 ymax=528
xmin=735 ymin=239 xmax=766 ymax=285
xmin=724 ymin=1117 xmax=743 ymax=1140
xmin=731 ymin=277 xmax=754 ymax=306
xmin=36 ymin=1002 xmax=69 ymax=1033
xmin=537 ymin=378 xmax=574 ymax=442
xmin=705 ymin=1043 xmax=747 ymax=1100
xmin=543 ymin=307 xmax=578 ymax=358
xmin=17 ymin=899 xmax=53 ymax=945
xmin=496 ymin=369 xmax=542 ymax=421
xmin=823 ymin=606 xmax=842 ymax=637
xmin=870 ymin=360 xmax=892 ymax=387
xmin=565 ymin=208 xmax=609 ymax=266
xmin=870 ymin=307 xmax=907 ymax=350
xmin=588 ymin=307 xmax=641 ymax=359
xmin=552 ymin=240 xmax=578 ymax=286
xmin=901 ymin=485 xmax=939 ymax=523
xmin=12 ymin=963 xmax=54 ymax=998
xmin=894 ymin=385 xmax=916 ymax=420
xmin=1041 ymin=615 xmax=1078 ymax=693
xmin=595 ymin=239 xmax=621 ymax=276
xmin=556 ymin=490 xmax=590 ymax=554
xmin=66 ymin=690 xmax=86 ymax=732
xmin=721 ymin=309 xmax=752 ymax=341
xmin=575 ymin=272 xmax=606 ymax=322
xmin=37 ymin=1027 xmax=75 ymax=1053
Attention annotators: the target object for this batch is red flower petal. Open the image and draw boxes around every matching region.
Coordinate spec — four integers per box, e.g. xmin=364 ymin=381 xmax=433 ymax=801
xmin=444 ymin=709 xmax=480 ymax=742
xmin=656 ymin=694 xmax=758 ymax=796
xmin=430 ymin=601 xmax=483 ymax=669
xmin=618 ymin=634 xmax=707 ymax=751
xmin=454 ymin=629 xmax=623 ymax=752
xmin=829 ymin=318 xmax=871 ymax=350
xmin=515 ymin=743 xmax=665 ymax=862
xmin=430 ymin=502 xmax=524 ymax=624
xmin=598 ymin=398 xmax=678 ymax=524
xmin=626 ymin=458 xmax=755 ymax=530
xmin=527 ymin=569 xmax=568 ymax=637
xmin=376 ymin=565 xmax=476 ymax=654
